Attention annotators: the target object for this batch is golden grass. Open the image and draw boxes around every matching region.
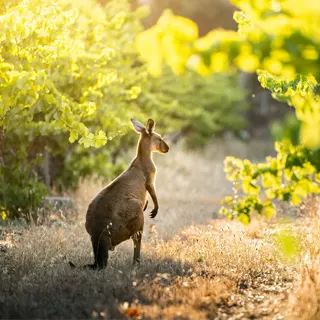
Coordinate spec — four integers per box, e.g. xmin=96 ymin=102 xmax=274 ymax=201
xmin=2 ymin=210 xmax=320 ymax=319
xmin=0 ymin=214 xmax=300 ymax=319
xmin=0 ymin=143 xmax=319 ymax=319
xmin=287 ymin=209 xmax=320 ymax=320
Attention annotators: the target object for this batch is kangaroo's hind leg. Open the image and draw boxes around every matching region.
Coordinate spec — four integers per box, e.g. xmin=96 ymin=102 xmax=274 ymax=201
xmin=126 ymin=199 xmax=144 ymax=266
xmin=132 ymin=231 xmax=142 ymax=266
xmin=91 ymin=232 xmax=109 ymax=269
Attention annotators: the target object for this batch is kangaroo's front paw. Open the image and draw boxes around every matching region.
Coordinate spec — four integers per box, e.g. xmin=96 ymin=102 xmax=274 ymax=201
xmin=150 ymin=208 xmax=158 ymax=218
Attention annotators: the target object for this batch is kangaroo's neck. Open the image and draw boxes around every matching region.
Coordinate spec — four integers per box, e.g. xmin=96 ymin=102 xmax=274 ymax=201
xmin=134 ymin=137 xmax=155 ymax=171
xmin=137 ymin=138 xmax=152 ymax=160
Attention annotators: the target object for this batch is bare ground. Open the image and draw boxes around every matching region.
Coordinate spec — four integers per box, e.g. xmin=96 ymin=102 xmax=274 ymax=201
xmin=1 ymin=141 xmax=320 ymax=319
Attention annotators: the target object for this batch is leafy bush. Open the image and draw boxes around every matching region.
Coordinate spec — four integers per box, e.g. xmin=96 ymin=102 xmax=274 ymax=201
xmin=0 ymin=164 xmax=48 ymax=220
xmin=221 ymin=141 xmax=320 ymax=223
xmin=1 ymin=0 xmax=155 ymax=145
xmin=0 ymin=0 xmax=150 ymax=217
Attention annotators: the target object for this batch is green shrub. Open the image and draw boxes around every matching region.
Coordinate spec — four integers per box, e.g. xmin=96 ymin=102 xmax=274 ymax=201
xmin=0 ymin=0 xmax=149 ymax=216
xmin=0 ymin=160 xmax=47 ymax=220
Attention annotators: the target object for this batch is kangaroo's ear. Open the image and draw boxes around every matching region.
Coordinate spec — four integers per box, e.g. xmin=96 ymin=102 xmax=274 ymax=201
xmin=146 ymin=119 xmax=155 ymax=134
xmin=130 ymin=118 xmax=146 ymax=134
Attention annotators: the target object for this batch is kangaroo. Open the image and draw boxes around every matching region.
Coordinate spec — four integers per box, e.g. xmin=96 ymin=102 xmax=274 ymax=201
xmin=71 ymin=118 xmax=169 ymax=270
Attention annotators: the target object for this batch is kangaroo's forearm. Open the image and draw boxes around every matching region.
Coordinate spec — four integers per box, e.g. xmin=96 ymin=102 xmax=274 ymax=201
xmin=146 ymin=184 xmax=158 ymax=218
xmin=146 ymin=184 xmax=158 ymax=209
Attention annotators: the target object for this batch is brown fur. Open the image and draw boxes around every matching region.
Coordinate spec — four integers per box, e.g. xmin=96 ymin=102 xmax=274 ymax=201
xmin=82 ymin=118 xmax=169 ymax=269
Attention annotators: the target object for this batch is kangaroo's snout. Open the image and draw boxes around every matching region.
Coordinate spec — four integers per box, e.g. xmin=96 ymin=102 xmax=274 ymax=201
xmin=161 ymin=140 xmax=169 ymax=153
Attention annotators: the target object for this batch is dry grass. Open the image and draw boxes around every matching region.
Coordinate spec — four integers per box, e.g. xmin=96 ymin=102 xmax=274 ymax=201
xmin=1 ymin=141 xmax=320 ymax=319
xmin=287 ymin=207 xmax=320 ymax=320
xmin=0 ymin=215 xmax=298 ymax=319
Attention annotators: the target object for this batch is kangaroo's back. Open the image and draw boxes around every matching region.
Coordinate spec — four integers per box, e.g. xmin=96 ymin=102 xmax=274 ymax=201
xmin=85 ymin=164 xmax=147 ymax=235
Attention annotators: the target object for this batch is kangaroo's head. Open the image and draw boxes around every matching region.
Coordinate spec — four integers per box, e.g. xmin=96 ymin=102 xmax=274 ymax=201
xmin=131 ymin=118 xmax=169 ymax=154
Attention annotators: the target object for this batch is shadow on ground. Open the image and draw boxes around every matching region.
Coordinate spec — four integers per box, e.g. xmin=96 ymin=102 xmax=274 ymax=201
xmin=0 ymin=247 xmax=197 ymax=319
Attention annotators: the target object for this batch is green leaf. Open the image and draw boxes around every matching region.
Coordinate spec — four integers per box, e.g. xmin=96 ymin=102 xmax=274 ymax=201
xmin=263 ymin=203 xmax=275 ymax=219
xmin=79 ymin=133 xmax=95 ymax=148
xmin=238 ymin=213 xmax=250 ymax=225
xmin=291 ymin=193 xmax=302 ymax=206
xmin=242 ymin=180 xmax=259 ymax=195
xmin=93 ymin=130 xmax=107 ymax=148
xmin=69 ymin=131 xmax=78 ymax=143
xmin=274 ymin=230 xmax=301 ymax=261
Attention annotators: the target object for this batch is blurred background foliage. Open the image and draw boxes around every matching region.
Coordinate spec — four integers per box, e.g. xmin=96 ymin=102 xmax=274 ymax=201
xmin=137 ymin=0 xmax=320 ymax=147
xmin=135 ymin=0 xmax=320 ymax=222
xmin=137 ymin=0 xmax=238 ymax=35
xmin=140 ymin=67 xmax=248 ymax=149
